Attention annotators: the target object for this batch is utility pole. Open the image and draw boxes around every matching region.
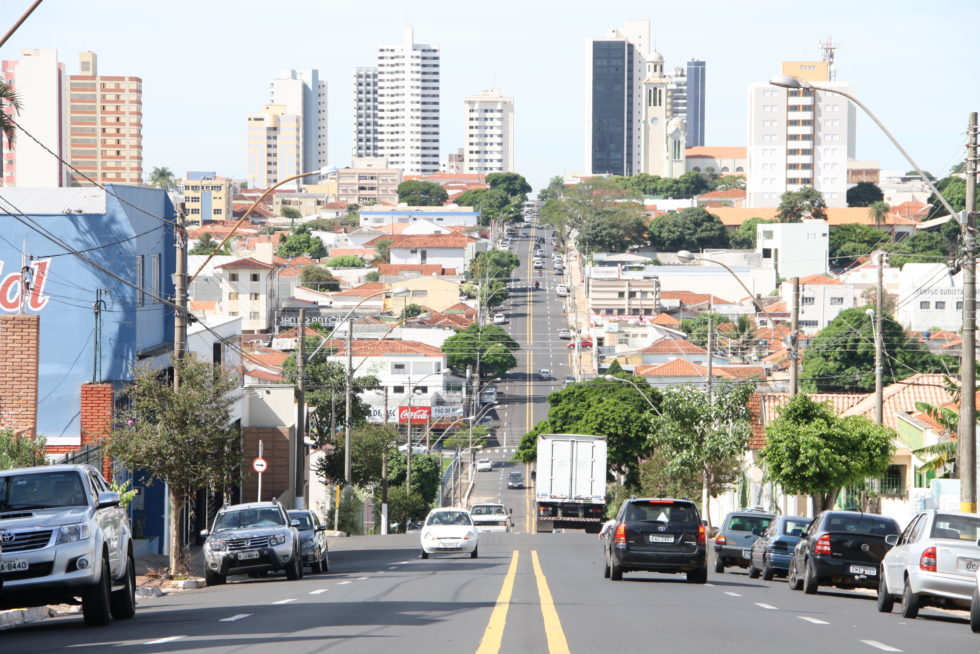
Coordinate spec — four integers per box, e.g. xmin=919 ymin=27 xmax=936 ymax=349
xmin=706 ymin=314 xmax=714 ymax=401
xmin=959 ymin=111 xmax=978 ymax=513
xmin=874 ymin=252 xmax=885 ymax=425
xmin=173 ymin=202 xmax=187 ymax=390
xmin=406 ymin=376 xmax=414 ymax=489
xmin=92 ymin=289 xmax=105 ymax=383
xmin=344 ymin=316 xmax=355 ymax=484
xmin=789 ymin=278 xmax=799 ymax=396
xmin=295 ymin=308 xmax=306 ymax=509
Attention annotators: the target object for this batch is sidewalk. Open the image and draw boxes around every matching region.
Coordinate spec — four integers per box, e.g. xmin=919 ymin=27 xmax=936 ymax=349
xmin=564 ymin=240 xmax=595 ymax=377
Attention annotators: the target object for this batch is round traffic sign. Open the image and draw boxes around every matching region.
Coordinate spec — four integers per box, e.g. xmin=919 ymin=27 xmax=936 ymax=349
xmin=252 ymin=457 xmax=268 ymax=473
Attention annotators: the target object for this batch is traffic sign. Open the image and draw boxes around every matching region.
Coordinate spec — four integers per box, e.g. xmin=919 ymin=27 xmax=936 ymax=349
xmin=253 ymin=457 xmax=268 ymax=473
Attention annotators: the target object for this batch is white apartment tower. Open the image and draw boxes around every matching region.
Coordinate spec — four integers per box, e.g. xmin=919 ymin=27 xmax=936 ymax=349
xmin=354 ymin=28 xmax=440 ymax=176
xmin=246 ymin=104 xmax=301 ymax=189
xmin=353 ymin=67 xmax=379 ymax=158
xmin=269 ymin=69 xmax=327 ymax=181
xmin=463 ymin=88 xmax=514 ymax=174
xmin=746 ymin=60 xmax=856 ymax=208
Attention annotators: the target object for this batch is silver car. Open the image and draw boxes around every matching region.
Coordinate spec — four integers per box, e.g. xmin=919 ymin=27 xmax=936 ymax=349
xmin=201 ymin=501 xmax=303 ymax=585
xmin=878 ymin=509 xmax=980 ymax=617
xmin=287 ymin=510 xmax=330 ymax=574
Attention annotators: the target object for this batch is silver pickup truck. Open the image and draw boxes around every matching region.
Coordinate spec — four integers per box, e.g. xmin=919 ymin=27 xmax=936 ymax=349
xmin=0 ymin=464 xmax=135 ymax=626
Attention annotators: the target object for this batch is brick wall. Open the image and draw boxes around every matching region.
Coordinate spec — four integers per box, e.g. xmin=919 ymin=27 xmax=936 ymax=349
xmin=80 ymin=383 xmax=114 ymax=478
xmin=242 ymin=426 xmax=292 ymax=503
xmin=0 ymin=314 xmax=40 ymax=437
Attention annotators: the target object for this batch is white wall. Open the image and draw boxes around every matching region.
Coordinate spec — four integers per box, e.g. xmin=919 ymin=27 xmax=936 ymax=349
xmin=756 ymin=221 xmax=829 ymax=279
xmin=897 ymin=263 xmax=962 ymax=332
xmin=390 ymin=246 xmax=466 ymax=270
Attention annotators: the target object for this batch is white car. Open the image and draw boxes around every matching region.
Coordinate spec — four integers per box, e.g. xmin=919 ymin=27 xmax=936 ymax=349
xmin=538 ymin=368 xmax=552 ymax=380
xmin=558 ymin=328 xmax=571 ymax=339
xmin=476 ymin=458 xmax=493 ymax=472
xmin=420 ymin=508 xmax=479 ymax=558
xmin=556 ymin=284 xmax=569 ymax=297
xmin=533 ymin=259 xmax=543 ymax=269
xmin=470 ymin=504 xmax=512 ymax=533
xmin=492 ymin=313 xmax=506 ymax=325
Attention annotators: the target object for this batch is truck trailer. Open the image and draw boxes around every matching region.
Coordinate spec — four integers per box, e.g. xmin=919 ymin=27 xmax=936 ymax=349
xmin=535 ymin=433 xmax=607 ymax=533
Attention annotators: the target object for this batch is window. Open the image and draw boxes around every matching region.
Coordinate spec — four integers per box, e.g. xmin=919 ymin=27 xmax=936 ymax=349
xmin=801 ymin=297 xmax=815 ymax=306
xmin=135 ymin=255 xmax=144 ymax=306
xmin=957 ymin=301 xmax=964 ymax=310
xmin=799 ymin=320 xmax=819 ymax=328
xmin=249 ymin=311 xmax=260 ymax=320
xmin=392 ymin=363 xmax=406 ymax=373
xmin=229 ymin=273 xmax=239 ymax=282
xmin=250 ymin=293 xmax=260 ymax=300
xmin=250 ymin=273 xmax=260 ymax=282
xmin=920 ymin=301 xmax=930 ymax=310
xmin=393 ymin=386 xmax=405 ymax=394
xmin=411 ymin=290 xmax=428 ymax=297
xmin=935 ymin=301 xmax=946 ymax=310
xmin=829 ymin=297 xmax=844 ymax=305
xmin=228 ymin=292 xmax=239 ymax=301
xmin=212 ymin=342 xmax=222 ymax=365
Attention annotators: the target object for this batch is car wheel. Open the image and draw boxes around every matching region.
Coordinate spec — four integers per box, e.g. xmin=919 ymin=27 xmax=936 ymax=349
xmin=686 ymin=565 xmax=708 ymax=584
xmin=714 ymin=557 xmax=725 ymax=574
xmin=286 ymin=551 xmax=303 ymax=580
xmin=787 ymin=559 xmax=803 ymax=591
xmin=877 ymin=573 xmax=894 ymax=613
xmin=205 ymin=568 xmax=226 ymax=586
xmin=420 ymin=549 xmax=429 ymax=559
xmin=311 ymin=557 xmax=321 ymax=574
xmin=321 ymin=551 xmax=330 ymax=573
xmin=471 ymin=546 xmax=479 ymax=559
xmin=82 ymin=556 xmax=113 ymax=627
xmin=901 ymin=578 xmax=920 ymax=619
xmin=970 ymin=586 xmax=980 ymax=633
xmin=109 ymin=552 xmax=137 ymax=620
xmin=762 ymin=555 xmax=775 ymax=581
xmin=610 ymin=559 xmax=623 ymax=581
xmin=748 ymin=564 xmax=760 ymax=579
xmin=803 ymin=559 xmax=819 ymax=595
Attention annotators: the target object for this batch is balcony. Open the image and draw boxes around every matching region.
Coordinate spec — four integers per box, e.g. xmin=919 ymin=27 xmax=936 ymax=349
xmin=787 ymin=111 xmax=813 ymax=121
xmin=787 ymin=126 xmax=814 ymax=136
xmin=786 ymin=154 xmax=813 ymax=165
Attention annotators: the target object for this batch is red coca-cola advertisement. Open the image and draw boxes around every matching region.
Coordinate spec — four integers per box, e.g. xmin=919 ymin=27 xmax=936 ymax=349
xmin=398 ymin=406 xmax=432 ymax=424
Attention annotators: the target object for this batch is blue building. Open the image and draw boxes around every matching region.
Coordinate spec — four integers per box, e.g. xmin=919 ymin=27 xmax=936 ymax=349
xmin=686 ymin=60 xmax=706 ymax=148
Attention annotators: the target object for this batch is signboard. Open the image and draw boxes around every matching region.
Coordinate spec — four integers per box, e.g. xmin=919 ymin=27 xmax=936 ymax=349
xmin=398 ymin=406 xmax=432 ymax=424
xmin=369 ymin=405 xmax=462 ymax=424
xmin=252 ymin=457 xmax=268 ymax=473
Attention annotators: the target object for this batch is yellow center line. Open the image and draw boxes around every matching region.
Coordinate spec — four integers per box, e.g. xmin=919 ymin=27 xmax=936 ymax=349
xmin=525 ymin=227 xmax=536 ymax=534
xmin=531 ymin=550 xmax=571 ymax=654
xmin=475 ymin=550 xmax=520 ymax=654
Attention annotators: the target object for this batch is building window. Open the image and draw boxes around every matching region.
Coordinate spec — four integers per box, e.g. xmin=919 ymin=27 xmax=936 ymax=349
xmin=801 ymin=297 xmax=815 ymax=306
xmin=250 ymin=293 xmax=260 ymax=300
xmin=920 ymin=301 xmax=930 ymax=310
xmin=957 ymin=301 xmax=964 ymax=310
xmin=228 ymin=292 xmax=239 ymax=300
xmin=212 ymin=342 xmax=222 ymax=365
xmin=935 ymin=301 xmax=946 ymax=310
xmin=229 ymin=273 xmax=239 ymax=282
xmin=393 ymin=386 xmax=405 ymax=394
xmin=151 ymin=253 xmax=160 ymax=301
xmin=249 ymin=311 xmax=259 ymax=320
xmin=800 ymin=320 xmax=819 ymax=328
xmin=829 ymin=297 xmax=844 ymax=305
xmin=250 ymin=273 xmax=260 ymax=282
xmin=393 ymin=363 xmax=406 ymax=372
xmin=411 ymin=290 xmax=428 ymax=297
xmin=135 ymin=255 xmax=144 ymax=307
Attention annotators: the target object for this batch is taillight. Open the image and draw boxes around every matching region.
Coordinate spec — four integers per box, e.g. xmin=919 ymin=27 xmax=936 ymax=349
xmin=697 ymin=524 xmax=706 ymax=546
xmin=715 ymin=534 xmax=727 ymax=545
xmin=815 ymin=534 xmax=831 ymax=555
xmin=614 ymin=522 xmax=626 ymax=544
xmin=920 ymin=546 xmax=937 ymax=572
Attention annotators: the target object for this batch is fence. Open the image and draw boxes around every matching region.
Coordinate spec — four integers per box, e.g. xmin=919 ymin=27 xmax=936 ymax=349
xmin=58 ymin=442 xmax=104 ymax=467
xmin=440 ymin=452 xmax=463 ymax=507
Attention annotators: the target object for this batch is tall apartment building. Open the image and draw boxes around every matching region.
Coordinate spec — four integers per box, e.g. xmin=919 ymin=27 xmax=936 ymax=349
xmin=269 ymin=69 xmax=327 ymax=180
xmin=686 ymin=60 xmax=706 ymax=147
xmin=746 ymin=60 xmax=856 ymax=208
xmin=178 ymin=171 xmax=233 ymax=223
xmin=246 ymin=104 xmax=301 ymax=189
xmin=354 ymin=28 xmax=440 ymax=176
xmin=463 ymin=88 xmax=514 ymax=174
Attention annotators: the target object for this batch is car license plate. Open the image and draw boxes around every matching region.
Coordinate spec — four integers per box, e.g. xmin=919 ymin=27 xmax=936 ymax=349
xmin=649 ymin=535 xmax=673 ymax=543
xmin=959 ymin=557 xmax=980 ymax=572
xmin=742 ymin=549 xmax=752 ymax=559
xmin=0 ymin=558 xmax=28 ymax=573
xmin=849 ymin=565 xmax=876 ymax=576
xmin=237 ymin=551 xmax=260 ymax=560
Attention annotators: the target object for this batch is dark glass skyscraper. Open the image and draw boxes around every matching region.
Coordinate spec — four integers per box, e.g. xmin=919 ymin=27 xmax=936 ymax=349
xmin=686 ymin=60 xmax=706 ymax=148
xmin=590 ymin=41 xmax=637 ymax=176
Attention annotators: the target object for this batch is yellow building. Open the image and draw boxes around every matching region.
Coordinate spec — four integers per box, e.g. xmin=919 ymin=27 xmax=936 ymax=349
xmin=246 ymin=104 xmax=301 ymax=189
xmin=389 ymin=276 xmax=462 ymax=314
xmin=178 ymin=172 xmax=234 ymax=224
xmin=781 ymin=60 xmax=830 ymax=83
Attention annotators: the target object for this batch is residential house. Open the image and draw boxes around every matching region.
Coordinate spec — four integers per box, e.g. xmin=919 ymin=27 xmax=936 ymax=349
xmin=897 ymin=263 xmax=962 ymax=333
xmin=633 ymin=358 xmax=765 ymax=388
xmin=781 ymin=274 xmax=855 ymax=334
xmin=755 ymin=221 xmax=829 ymax=280
xmin=360 ymin=206 xmax=480 ymax=229
xmin=365 ymin=233 xmax=477 ymax=271
xmin=389 ymin=276 xmax=462 ymax=314
xmin=213 ymin=257 xmax=278 ymax=332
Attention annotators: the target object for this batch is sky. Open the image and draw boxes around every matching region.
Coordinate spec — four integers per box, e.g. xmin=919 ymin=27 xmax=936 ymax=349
xmin=3 ymin=0 xmax=978 ymax=192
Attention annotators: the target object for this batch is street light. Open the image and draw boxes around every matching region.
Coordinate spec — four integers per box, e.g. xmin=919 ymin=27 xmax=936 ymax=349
xmin=404 ymin=369 xmax=450 ymax=488
xmin=603 ymin=375 xmax=663 ymax=416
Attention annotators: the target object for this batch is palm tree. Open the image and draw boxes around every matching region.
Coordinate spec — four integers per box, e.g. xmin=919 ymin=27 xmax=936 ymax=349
xmin=0 ymin=80 xmax=22 ymax=178
xmin=149 ymin=166 xmax=175 ymax=189
xmin=868 ymin=201 xmax=890 ymax=228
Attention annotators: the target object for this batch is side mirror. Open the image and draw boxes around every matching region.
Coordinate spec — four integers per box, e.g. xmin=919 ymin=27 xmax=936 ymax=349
xmin=701 ymin=519 xmax=708 ymax=527
xmin=97 ymin=491 xmax=121 ymax=509
xmin=509 ymin=508 xmax=513 ymax=515
xmin=885 ymin=534 xmax=898 ymax=546
xmin=199 ymin=529 xmax=210 ymax=538
xmin=290 ymin=519 xmax=301 ymax=527
xmin=316 ymin=525 xmax=327 ymax=532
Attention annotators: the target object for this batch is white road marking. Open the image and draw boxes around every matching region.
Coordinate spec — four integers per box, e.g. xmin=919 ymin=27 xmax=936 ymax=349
xmin=860 ymin=641 xmax=902 ymax=652
xmin=388 ymin=565 xmax=399 ymax=569
xmin=798 ymin=616 xmax=828 ymax=625
xmin=219 ymin=614 xmax=251 ymax=622
xmin=145 ymin=636 xmax=185 ymax=645
xmin=356 ymin=576 xmax=368 ymax=580
xmin=338 ymin=580 xmax=352 ymax=585
xmin=755 ymin=602 xmax=777 ymax=610
xmin=398 ymin=560 xmax=411 ymax=564
xmin=705 ymin=582 xmax=716 ymax=587
xmin=272 ymin=598 xmax=295 ymax=604
xmin=724 ymin=591 xmax=741 ymax=597
xmin=309 ymin=589 xmax=328 ymax=595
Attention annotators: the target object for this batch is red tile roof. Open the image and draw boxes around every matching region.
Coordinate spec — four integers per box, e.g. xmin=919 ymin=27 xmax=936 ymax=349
xmin=639 ymin=338 xmax=707 ymax=355
xmin=320 ymin=339 xmax=445 ymax=357
xmin=698 ymin=189 xmax=747 ymax=199
xmin=378 ymin=264 xmax=453 ymax=276
xmin=635 ymin=358 xmax=707 ymax=377
xmin=215 ymin=257 xmax=275 ymax=270
xmin=329 ymin=282 xmax=387 ymax=297
xmin=650 ymin=312 xmax=681 ymax=326
xmin=363 ymin=234 xmax=473 ymax=249
xmin=714 ymin=366 xmax=766 ymax=380
xmin=660 ymin=291 xmax=734 ymax=306
xmin=799 ymin=274 xmax=843 ymax=285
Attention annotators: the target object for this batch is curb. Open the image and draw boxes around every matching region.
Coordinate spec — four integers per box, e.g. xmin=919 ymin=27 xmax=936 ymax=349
xmin=0 ymin=606 xmax=53 ymax=630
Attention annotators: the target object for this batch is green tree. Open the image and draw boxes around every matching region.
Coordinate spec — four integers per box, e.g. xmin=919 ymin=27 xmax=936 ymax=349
xmin=538 ymin=176 xmax=565 ymax=203
xmin=729 ymin=217 xmax=774 ymax=250
xmin=776 ymin=187 xmax=827 ymax=223
xmin=885 ymin=230 xmax=950 ymax=267
xmin=540 ymin=177 xmax=642 ymax=239
xmin=189 ymin=232 xmax=230 ymax=256
xmin=397 ymin=180 xmax=448 ymax=206
xmin=0 ymin=80 xmax=21 ymax=178
xmin=679 ymin=311 xmax=730 ymax=348
xmin=314 ymin=424 xmax=398 ymax=485
xmin=760 ymin=394 xmax=895 ymax=512
xmin=442 ymin=425 xmax=489 ymax=451
xmin=868 ymin=201 xmax=890 ymax=227
xmin=441 ymin=323 xmax=519 ymax=378
xmin=374 ymin=239 xmax=392 ymax=264
xmin=486 ymin=172 xmax=532 ymax=200
xmin=846 ymin=182 xmax=885 ymax=207
xmin=578 ymin=207 xmax=649 ymax=253
xmin=926 ymin=176 xmax=966 ymax=218
xmin=828 ymin=223 xmax=888 ymax=270
xmin=387 ymin=451 xmax=441 ymax=506
xmin=455 ymin=188 xmax=513 ymax=226
xmin=649 ymin=207 xmax=729 ymax=252
xmin=652 ymin=383 xmax=754 ymax=526
xmin=281 ymin=206 xmax=302 ymax=219
xmin=277 ymin=225 xmax=326 ymax=259
xmin=469 ymin=249 xmax=521 ymax=282
xmin=712 ymin=175 xmax=746 ymax=191
xmin=110 ymin=356 xmax=240 ymax=575
xmin=365 ymin=270 xmax=380 ymax=282
xmin=300 ymin=265 xmax=340 ymax=292
xmin=326 ymin=255 xmax=365 ymax=268
xmin=801 ymin=307 xmax=953 ymax=393
xmin=385 ymin=485 xmax=430 ymax=532
xmin=148 ymin=166 xmax=175 ymax=190
xmin=401 ymin=303 xmax=425 ymax=319
xmin=0 ymin=428 xmax=46 ymax=470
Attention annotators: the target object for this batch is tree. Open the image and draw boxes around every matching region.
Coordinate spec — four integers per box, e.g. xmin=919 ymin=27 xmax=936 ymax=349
xmin=397 ymin=180 xmax=448 ymax=206
xmin=401 ymin=303 xmax=425 ymax=319
xmin=846 ymin=182 xmax=884 ymax=207
xmin=679 ymin=311 xmax=730 ymax=348
xmin=314 ymin=424 xmax=398 ymax=485
xmin=776 ymin=187 xmax=827 ymax=223
xmin=374 ymin=239 xmax=392 ymax=264
xmin=299 ymin=265 xmax=340 ymax=292
xmin=885 ymin=230 xmax=950 ymax=267
xmin=926 ymin=176 xmax=966 ymax=218
xmin=469 ymin=249 xmax=520 ymax=282
xmin=276 ymin=225 xmax=326 ymax=259
xmin=0 ymin=428 xmax=45 ymax=470
xmin=387 ymin=451 xmax=441 ymax=507
xmin=189 ymin=232 xmax=230 ymax=256
xmin=712 ymin=175 xmax=746 ymax=191
xmin=0 ymin=80 xmax=21 ymax=178
xmin=761 ymin=394 xmax=895 ymax=512
xmin=729 ymin=217 xmax=774 ymax=250
xmin=281 ymin=206 xmax=302 ymax=219
xmin=326 ymin=255 xmax=365 ymax=268
xmin=868 ymin=201 xmax=890 ymax=227
xmin=365 ymin=270 xmax=380 ymax=282
xmin=828 ymin=223 xmax=888 ymax=270
xmin=540 ymin=177 xmax=642 ymax=238
xmin=538 ymin=176 xmax=565 ymax=202
xmin=148 ymin=166 xmax=175 ymax=190
xmin=455 ymin=188 xmax=513 ymax=226
xmin=651 ymin=383 xmax=754 ymax=526
xmin=110 ymin=356 xmax=240 ymax=575
xmin=801 ymin=307 xmax=953 ymax=393
xmin=648 ymin=207 xmax=729 ymax=252
xmin=441 ymin=323 xmax=519 ymax=378
xmin=486 ymin=172 xmax=532 ymax=200
xmin=577 ymin=207 xmax=649 ymax=253
xmin=384 ymin=486 xmax=429 ymax=532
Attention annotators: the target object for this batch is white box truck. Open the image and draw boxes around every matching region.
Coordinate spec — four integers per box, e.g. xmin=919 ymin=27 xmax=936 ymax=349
xmin=535 ymin=434 xmax=607 ymax=533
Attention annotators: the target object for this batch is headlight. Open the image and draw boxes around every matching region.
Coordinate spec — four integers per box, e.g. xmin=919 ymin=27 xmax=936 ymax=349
xmin=56 ymin=523 xmax=91 ymax=544
xmin=463 ymin=531 xmax=475 ymax=541
xmin=209 ymin=539 xmax=228 ymax=552
xmin=270 ymin=533 xmax=287 ymax=546
xmin=422 ymin=529 xmax=434 ymax=540
xmin=301 ymin=538 xmax=314 ymax=550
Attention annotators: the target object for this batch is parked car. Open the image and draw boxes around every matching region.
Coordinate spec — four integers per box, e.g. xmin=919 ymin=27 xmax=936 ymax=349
xmin=201 ymin=501 xmax=304 ymax=586
xmin=537 ymin=368 xmax=552 ymax=380
xmin=601 ymin=498 xmax=707 ymax=583
xmin=563 ymin=376 xmax=575 ymax=388
xmin=492 ymin=313 xmax=506 ymax=325
xmin=567 ymin=339 xmax=593 ymax=349
xmin=476 ymin=458 xmax=493 ymax=472
xmin=470 ymin=504 xmax=511 ymax=533
xmin=420 ymin=508 xmax=479 ymax=558
xmin=554 ymin=266 xmax=564 ymax=275
xmin=287 ymin=509 xmax=330 ymax=574
xmin=714 ymin=508 xmax=775 ymax=573
xmin=787 ymin=510 xmax=900 ymax=594
xmin=748 ymin=515 xmax=811 ymax=579
xmin=558 ymin=328 xmax=571 ymax=339
xmin=508 ymin=472 xmax=524 ymax=489
xmin=556 ymin=285 xmax=569 ymax=298
xmin=878 ymin=509 xmax=980 ymax=618
xmin=0 ymin=464 xmax=135 ymax=626
xmin=535 ymin=248 xmax=544 ymax=257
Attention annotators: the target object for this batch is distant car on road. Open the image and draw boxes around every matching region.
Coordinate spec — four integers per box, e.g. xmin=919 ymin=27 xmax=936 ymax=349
xmin=420 ymin=508 xmax=479 ymax=559
xmin=563 ymin=375 xmax=575 ymax=388
xmin=492 ymin=313 xmax=506 ymax=324
xmin=287 ymin=509 xmax=330 ymax=574
xmin=558 ymin=328 xmax=571 ymax=339
xmin=556 ymin=285 xmax=569 ymax=297
xmin=567 ymin=338 xmax=593 ymax=348
xmin=748 ymin=514 xmax=810 ymax=579
xmin=714 ymin=509 xmax=775 ymax=573
xmin=533 ymin=259 xmax=543 ymax=269
xmin=476 ymin=458 xmax=493 ymax=472
xmin=537 ymin=368 xmax=552 ymax=380
xmin=470 ymin=504 xmax=511 ymax=533
xmin=535 ymin=248 xmax=544 ymax=257
xmin=508 ymin=471 xmax=524 ymax=489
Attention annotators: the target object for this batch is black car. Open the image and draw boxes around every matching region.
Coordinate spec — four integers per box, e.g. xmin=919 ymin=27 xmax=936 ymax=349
xmin=602 ymin=498 xmax=707 ymax=583
xmin=507 ymin=471 xmax=524 ymax=489
xmin=713 ymin=509 xmax=776 ymax=573
xmin=787 ymin=510 xmax=900 ymax=594
xmin=748 ymin=515 xmax=811 ymax=580
xmin=287 ymin=509 xmax=330 ymax=574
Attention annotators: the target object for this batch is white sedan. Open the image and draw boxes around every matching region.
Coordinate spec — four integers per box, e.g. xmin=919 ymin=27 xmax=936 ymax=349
xmin=476 ymin=458 xmax=493 ymax=472
xmin=420 ymin=508 xmax=479 ymax=559
xmin=492 ymin=313 xmax=506 ymax=325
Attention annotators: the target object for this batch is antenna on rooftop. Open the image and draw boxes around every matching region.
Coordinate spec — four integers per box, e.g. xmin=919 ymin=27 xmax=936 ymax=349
xmin=820 ymin=36 xmax=838 ymax=81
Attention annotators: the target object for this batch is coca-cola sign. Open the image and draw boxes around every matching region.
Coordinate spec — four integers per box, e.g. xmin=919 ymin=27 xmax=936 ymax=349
xmin=398 ymin=406 xmax=432 ymax=424
xmin=0 ymin=258 xmax=51 ymax=312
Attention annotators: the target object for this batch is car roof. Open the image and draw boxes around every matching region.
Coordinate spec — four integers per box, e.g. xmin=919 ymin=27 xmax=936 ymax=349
xmin=221 ymin=501 xmax=283 ymax=512
xmin=0 ymin=464 xmax=97 ymax=476
xmin=472 ymin=503 xmax=505 ymax=508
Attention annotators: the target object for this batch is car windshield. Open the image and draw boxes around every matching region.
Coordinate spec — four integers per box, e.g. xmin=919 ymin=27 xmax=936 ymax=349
xmin=626 ymin=501 xmax=697 ymax=524
xmin=782 ymin=519 xmax=810 ymax=537
xmin=214 ymin=507 xmax=285 ymax=531
xmin=825 ymin=514 xmax=899 ymax=536
xmin=0 ymin=471 xmax=88 ymax=511
xmin=426 ymin=511 xmax=472 ymax=526
xmin=288 ymin=513 xmax=314 ymax=530
xmin=509 ymin=473 xmax=522 ymax=479
xmin=727 ymin=515 xmax=773 ymax=533
xmin=931 ymin=514 xmax=980 ymax=541
xmin=472 ymin=505 xmax=506 ymax=516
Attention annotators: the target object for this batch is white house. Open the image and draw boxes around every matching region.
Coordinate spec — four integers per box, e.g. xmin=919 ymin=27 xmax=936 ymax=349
xmin=359 ymin=206 xmax=480 ymax=229
xmin=755 ymin=220 xmax=829 ymax=280
xmin=897 ymin=263 xmax=962 ymax=333
xmin=781 ymin=273 xmax=856 ymax=334
xmin=211 ymin=257 xmax=278 ymax=332
xmin=365 ymin=233 xmax=476 ymax=271
xmin=838 ymin=251 xmax=901 ymax=304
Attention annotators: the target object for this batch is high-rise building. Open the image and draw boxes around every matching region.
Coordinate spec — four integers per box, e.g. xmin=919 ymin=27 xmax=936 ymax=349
xmin=178 ymin=171 xmax=234 ymax=224
xmin=67 ymin=52 xmax=143 ymax=186
xmin=686 ymin=60 xmax=706 ymax=147
xmin=269 ymin=69 xmax=327 ymax=180
xmin=746 ymin=60 xmax=855 ymax=208
xmin=463 ymin=88 xmax=514 ymax=175
xmin=1 ymin=48 xmax=66 ymax=187
xmin=354 ymin=28 xmax=440 ymax=176
xmin=246 ymin=104 xmax=301 ymax=189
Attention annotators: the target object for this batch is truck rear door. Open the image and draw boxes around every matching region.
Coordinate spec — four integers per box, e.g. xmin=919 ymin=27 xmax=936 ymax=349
xmin=550 ymin=439 xmax=572 ymax=499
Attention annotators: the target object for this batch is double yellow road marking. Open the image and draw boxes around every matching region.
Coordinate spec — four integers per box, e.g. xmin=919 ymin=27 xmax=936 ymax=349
xmin=476 ymin=550 xmax=571 ymax=654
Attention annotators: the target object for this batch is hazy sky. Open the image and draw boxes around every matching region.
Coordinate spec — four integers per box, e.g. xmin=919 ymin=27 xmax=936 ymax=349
xmin=3 ymin=0 xmax=978 ymax=191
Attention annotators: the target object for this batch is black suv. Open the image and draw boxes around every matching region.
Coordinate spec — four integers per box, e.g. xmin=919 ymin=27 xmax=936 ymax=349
xmin=602 ymin=498 xmax=707 ymax=583
xmin=714 ymin=509 xmax=775 ymax=573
